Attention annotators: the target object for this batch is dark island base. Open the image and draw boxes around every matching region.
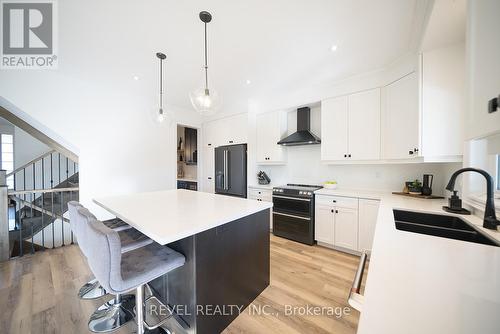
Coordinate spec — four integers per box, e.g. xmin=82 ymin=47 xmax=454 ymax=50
xmin=149 ymin=209 xmax=270 ymax=334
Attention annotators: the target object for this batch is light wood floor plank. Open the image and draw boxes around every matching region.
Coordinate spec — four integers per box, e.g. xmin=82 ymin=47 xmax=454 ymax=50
xmin=0 ymin=234 xmax=362 ymax=333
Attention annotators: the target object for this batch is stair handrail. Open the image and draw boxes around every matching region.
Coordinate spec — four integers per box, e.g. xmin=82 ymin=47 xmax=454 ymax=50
xmin=6 ymin=149 xmax=57 ymax=178
xmin=9 ymin=195 xmax=71 ymax=223
xmin=8 ymin=186 xmax=79 ymax=196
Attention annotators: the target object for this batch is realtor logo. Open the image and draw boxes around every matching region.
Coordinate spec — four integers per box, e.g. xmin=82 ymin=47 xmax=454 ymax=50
xmin=1 ymin=0 xmax=57 ymax=69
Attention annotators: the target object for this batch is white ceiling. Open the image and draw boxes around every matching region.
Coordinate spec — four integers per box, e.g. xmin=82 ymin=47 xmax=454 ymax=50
xmin=60 ymin=0 xmax=426 ymax=115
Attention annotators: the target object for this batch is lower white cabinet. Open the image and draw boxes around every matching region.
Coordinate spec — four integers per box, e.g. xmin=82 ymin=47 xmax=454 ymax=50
xmin=248 ymin=187 xmax=273 ymax=229
xmin=334 ymin=207 xmax=359 ymax=250
xmin=315 ymin=194 xmax=380 ymax=253
xmin=358 ymin=199 xmax=380 ymax=252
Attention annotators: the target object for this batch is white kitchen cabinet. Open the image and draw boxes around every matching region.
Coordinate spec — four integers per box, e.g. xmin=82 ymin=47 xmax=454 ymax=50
xmin=358 ymin=199 xmax=380 ymax=252
xmin=315 ymin=204 xmax=335 ymax=244
xmin=256 ymin=111 xmax=287 ymax=164
xmin=203 ymin=113 xmax=248 ymax=148
xmin=381 ymin=72 xmax=420 ymax=159
xmin=202 ymin=143 xmax=215 ymax=193
xmin=321 ymin=96 xmax=349 ymax=161
xmin=421 ymin=44 xmax=465 ymax=159
xmin=321 ymin=88 xmax=380 ymax=161
xmin=248 ymin=186 xmax=273 ymax=229
xmin=348 ymin=89 xmax=381 ymax=160
xmin=314 ymin=195 xmax=359 ymax=252
xmin=334 ymin=207 xmax=359 ymax=250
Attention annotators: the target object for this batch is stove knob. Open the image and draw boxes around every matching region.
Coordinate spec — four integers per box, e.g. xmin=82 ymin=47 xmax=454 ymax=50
xmin=307 ymin=192 xmax=312 ymax=196
xmin=299 ymin=191 xmax=303 ymax=195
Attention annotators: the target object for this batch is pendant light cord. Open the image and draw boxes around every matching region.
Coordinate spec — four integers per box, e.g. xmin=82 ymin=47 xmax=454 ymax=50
xmin=159 ymin=57 xmax=164 ymax=109
xmin=204 ymin=22 xmax=209 ymax=91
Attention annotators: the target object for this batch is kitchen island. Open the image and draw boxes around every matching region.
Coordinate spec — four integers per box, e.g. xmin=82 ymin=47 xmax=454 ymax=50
xmin=94 ymin=189 xmax=273 ymax=334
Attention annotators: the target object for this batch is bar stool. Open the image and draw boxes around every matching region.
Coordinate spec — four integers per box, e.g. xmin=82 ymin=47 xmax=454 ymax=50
xmin=68 ymin=202 xmax=154 ymax=332
xmin=68 ymin=201 xmax=138 ymax=300
xmin=80 ymin=208 xmax=185 ymax=334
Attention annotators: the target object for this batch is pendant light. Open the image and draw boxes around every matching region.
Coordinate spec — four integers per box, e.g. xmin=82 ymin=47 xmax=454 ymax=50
xmin=189 ymin=11 xmax=221 ymax=116
xmin=153 ymin=52 xmax=173 ymax=124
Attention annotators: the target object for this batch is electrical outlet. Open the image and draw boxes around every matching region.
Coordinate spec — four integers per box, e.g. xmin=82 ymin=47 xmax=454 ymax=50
xmin=488 ymin=96 xmax=499 ymax=113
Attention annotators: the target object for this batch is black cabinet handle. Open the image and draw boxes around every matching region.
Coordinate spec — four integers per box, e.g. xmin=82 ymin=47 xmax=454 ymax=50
xmin=414 ymin=148 xmax=419 ymax=153
xmin=208 ymin=177 xmax=212 ymax=180
xmin=331 ymin=209 xmax=334 ymax=213
xmin=229 ymin=140 xmax=234 ymax=144
xmin=335 ymin=210 xmax=339 ymax=214
xmin=332 ymin=200 xmax=336 ymax=203
xmin=208 ymin=143 xmax=212 ymax=146
xmin=409 ymin=150 xmax=414 ymax=155
xmin=344 ymin=154 xmax=347 ymax=158
xmin=348 ymin=154 xmax=351 ymax=158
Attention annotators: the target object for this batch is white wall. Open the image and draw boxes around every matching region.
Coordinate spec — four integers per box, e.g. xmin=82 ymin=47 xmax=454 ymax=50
xmin=466 ymin=0 xmax=500 ymax=139
xmin=14 ymin=127 xmax=51 ymax=169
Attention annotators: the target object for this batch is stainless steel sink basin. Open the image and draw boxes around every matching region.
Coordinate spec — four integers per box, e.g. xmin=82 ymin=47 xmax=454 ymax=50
xmin=394 ymin=210 xmax=500 ymax=247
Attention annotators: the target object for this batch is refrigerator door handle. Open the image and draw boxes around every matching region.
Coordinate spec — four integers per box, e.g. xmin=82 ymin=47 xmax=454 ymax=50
xmin=223 ymin=150 xmax=228 ymax=190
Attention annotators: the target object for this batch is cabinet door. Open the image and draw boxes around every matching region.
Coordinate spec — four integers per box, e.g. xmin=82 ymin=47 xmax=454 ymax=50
xmin=315 ymin=204 xmax=334 ymax=244
xmin=381 ymin=72 xmax=420 ymax=159
xmin=224 ymin=114 xmax=248 ymax=145
xmin=256 ymin=113 xmax=271 ymax=163
xmin=334 ymin=207 xmax=358 ymax=250
xmin=256 ymin=111 xmax=287 ymax=164
xmin=321 ymin=96 xmax=349 ymax=161
xmin=358 ymin=199 xmax=380 ymax=252
xmin=348 ymin=89 xmax=381 ymax=160
xmin=203 ymin=144 xmax=215 ymax=193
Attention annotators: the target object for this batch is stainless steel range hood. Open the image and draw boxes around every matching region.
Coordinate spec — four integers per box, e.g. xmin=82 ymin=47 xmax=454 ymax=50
xmin=277 ymin=107 xmax=321 ymax=146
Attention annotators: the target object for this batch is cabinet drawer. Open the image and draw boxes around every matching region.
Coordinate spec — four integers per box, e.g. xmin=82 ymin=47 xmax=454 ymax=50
xmin=316 ymin=195 xmax=358 ymax=210
xmin=249 ymin=188 xmax=272 ymax=198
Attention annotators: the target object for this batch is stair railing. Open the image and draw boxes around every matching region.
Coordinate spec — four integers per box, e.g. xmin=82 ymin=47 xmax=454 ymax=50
xmin=0 ymin=150 xmax=79 ymax=260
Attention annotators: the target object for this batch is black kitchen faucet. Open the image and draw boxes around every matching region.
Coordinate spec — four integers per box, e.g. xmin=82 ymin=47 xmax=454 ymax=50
xmin=446 ymin=168 xmax=500 ymax=230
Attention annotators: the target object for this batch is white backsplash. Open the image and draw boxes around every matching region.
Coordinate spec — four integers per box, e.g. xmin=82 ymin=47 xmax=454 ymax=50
xmin=257 ymin=145 xmax=461 ymax=195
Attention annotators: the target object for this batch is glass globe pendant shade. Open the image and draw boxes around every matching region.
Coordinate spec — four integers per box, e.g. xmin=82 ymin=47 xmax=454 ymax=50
xmin=189 ymin=87 xmax=220 ymax=116
xmin=150 ymin=105 xmax=174 ymax=126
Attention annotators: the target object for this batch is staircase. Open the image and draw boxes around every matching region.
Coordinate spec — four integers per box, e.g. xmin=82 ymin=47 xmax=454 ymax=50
xmin=6 ymin=151 xmax=79 ymax=258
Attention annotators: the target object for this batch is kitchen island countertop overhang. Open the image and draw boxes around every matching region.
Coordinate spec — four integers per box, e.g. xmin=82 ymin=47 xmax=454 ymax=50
xmin=93 ymin=189 xmax=273 ymax=245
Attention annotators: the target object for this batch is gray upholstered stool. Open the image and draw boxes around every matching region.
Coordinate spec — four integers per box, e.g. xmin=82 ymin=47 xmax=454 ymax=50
xmin=80 ymin=208 xmax=185 ymax=334
xmin=69 ymin=202 xmax=154 ymax=332
xmin=69 ymin=201 xmax=152 ymax=300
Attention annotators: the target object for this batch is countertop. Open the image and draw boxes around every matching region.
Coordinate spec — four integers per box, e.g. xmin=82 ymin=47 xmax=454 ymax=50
xmin=176 ymin=177 xmax=198 ymax=183
xmin=316 ymin=188 xmax=500 ymax=333
xmin=94 ymin=189 xmax=273 ymax=245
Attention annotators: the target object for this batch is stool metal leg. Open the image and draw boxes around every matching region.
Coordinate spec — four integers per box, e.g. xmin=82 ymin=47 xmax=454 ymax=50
xmin=78 ymin=278 xmax=107 ymax=300
xmin=136 ymin=285 xmax=145 ymax=334
xmin=88 ymin=294 xmax=135 ymax=333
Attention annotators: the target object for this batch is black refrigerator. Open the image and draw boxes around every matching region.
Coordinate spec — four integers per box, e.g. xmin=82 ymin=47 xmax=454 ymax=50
xmin=215 ymin=144 xmax=247 ymax=198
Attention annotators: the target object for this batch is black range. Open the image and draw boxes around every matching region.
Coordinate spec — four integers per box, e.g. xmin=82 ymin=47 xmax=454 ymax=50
xmin=272 ymin=184 xmax=322 ymax=245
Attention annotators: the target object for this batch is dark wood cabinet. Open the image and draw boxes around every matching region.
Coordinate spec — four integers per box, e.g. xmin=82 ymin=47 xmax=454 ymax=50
xmin=185 ymin=127 xmax=198 ymax=165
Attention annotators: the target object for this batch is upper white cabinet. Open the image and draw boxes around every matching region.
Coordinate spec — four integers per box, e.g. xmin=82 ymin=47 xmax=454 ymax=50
xmin=203 ymin=113 xmax=248 ymax=148
xmin=348 ymin=89 xmax=381 ymax=160
xmin=421 ymin=44 xmax=465 ymax=158
xmin=321 ymin=88 xmax=380 ymax=161
xmin=381 ymin=72 xmax=420 ymax=160
xmin=256 ymin=111 xmax=287 ymax=164
xmin=321 ymin=96 xmax=349 ymax=161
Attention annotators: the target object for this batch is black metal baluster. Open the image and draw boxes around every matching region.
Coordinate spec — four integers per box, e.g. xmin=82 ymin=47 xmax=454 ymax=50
xmin=50 ymin=153 xmax=53 ymax=189
xmin=66 ymin=157 xmax=69 ymax=182
xmin=61 ymin=191 xmax=64 ymax=246
xmin=51 ymin=192 xmax=55 ymax=248
xmin=69 ymin=190 xmax=73 ymax=244
xmin=58 ymin=153 xmax=61 ymax=185
xmin=18 ymin=199 xmax=22 ymax=257
xmin=32 ymin=163 xmax=35 ymax=191
xmin=31 ymin=192 xmax=34 ymax=254
xmin=42 ymin=157 xmax=45 ymax=250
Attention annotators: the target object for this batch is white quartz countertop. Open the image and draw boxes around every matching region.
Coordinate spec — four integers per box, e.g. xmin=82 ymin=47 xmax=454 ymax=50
xmin=93 ymin=189 xmax=273 ymax=245
xmin=248 ymin=184 xmax=274 ymax=190
xmin=321 ymin=189 xmax=500 ymax=333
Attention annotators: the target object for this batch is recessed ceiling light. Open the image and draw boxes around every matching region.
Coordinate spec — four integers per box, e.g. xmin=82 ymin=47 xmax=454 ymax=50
xmin=330 ymin=45 xmax=338 ymax=52
xmin=246 ymin=79 xmax=251 ymax=85
xmin=133 ymin=75 xmax=140 ymax=81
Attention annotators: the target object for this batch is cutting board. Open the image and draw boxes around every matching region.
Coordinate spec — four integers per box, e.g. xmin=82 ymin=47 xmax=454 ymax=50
xmin=392 ymin=192 xmax=445 ymax=199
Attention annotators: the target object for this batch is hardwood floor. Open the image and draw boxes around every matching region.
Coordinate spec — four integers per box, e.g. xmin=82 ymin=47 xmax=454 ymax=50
xmin=0 ymin=234 xmax=363 ymax=334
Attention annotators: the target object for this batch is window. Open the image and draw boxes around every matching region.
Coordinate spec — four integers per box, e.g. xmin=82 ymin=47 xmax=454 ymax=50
xmin=1 ymin=134 xmax=14 ymax=189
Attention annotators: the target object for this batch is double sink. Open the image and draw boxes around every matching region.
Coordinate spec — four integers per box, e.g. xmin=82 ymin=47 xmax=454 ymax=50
xmin=394 ymin=210 xmax=500 ymax=247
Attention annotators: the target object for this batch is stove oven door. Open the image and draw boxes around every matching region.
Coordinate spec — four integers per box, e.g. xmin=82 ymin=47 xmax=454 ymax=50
xmin=272 ymin=195 xmax=314 ymax=245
